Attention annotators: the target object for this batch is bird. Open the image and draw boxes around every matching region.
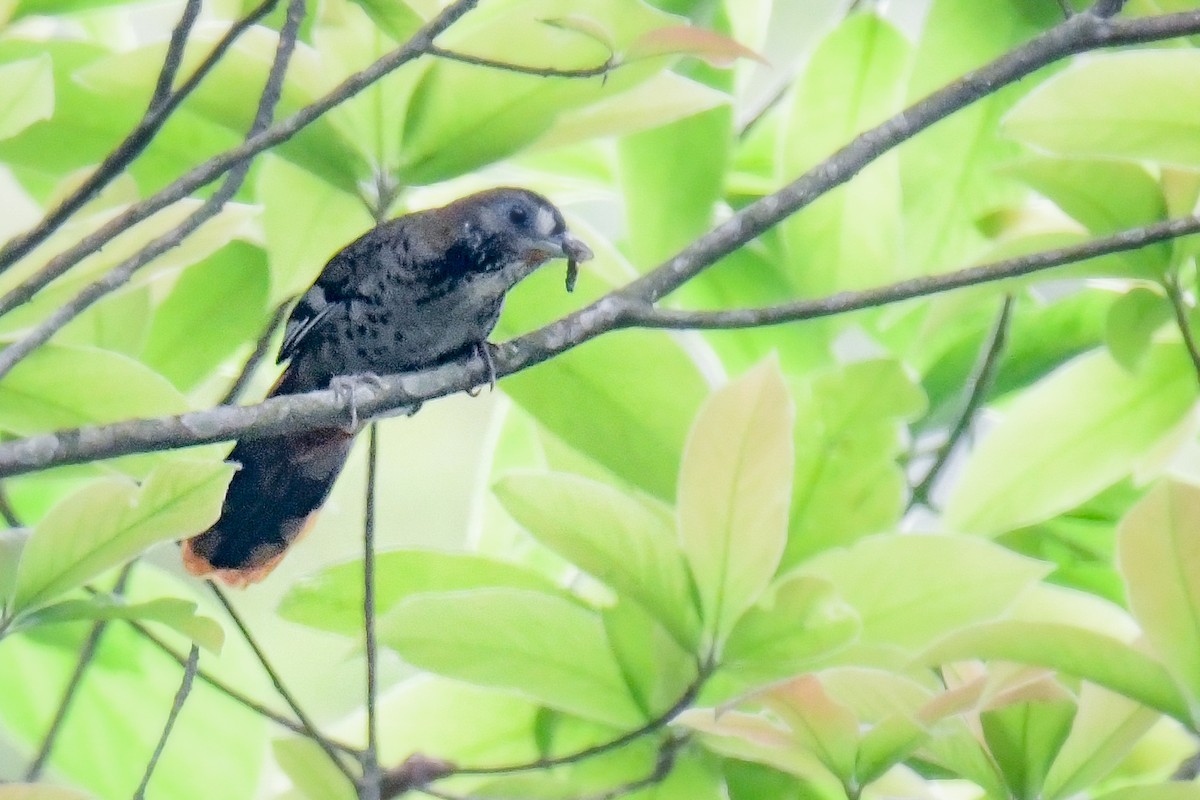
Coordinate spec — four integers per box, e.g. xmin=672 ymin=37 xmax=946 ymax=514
xmin=181 ymin=187 xmax=593 ymax=586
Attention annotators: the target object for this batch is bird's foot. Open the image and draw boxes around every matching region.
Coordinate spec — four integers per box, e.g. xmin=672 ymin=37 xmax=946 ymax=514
xmin=467 ymin=342 xmax=497 ymax=397
xmin=330 ymin=372 xmax=386 ymax=433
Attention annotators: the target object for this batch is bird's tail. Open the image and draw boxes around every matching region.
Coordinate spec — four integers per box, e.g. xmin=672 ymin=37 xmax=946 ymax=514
xmin=181 ymin=365 xmax=354 ymax=586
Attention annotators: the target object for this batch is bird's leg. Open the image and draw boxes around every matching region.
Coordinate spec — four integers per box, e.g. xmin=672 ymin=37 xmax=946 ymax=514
xmin=329 ymin=372 xmax=387 ymax=433
xmin=467 ymin=341 xmax=498 ymax=397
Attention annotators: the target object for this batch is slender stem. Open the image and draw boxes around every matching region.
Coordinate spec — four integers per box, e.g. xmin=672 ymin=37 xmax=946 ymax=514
xmin=117 ymin=613 xmax=361 ymax=755
xmin=360 ymin=423 xmax=381 ymax=800
xmin=0 ymin=484 xmax=22 ymax=527
xmin=909 ymin=295 xmax=1014 ymax=509
xmin=0 ymin=0 xmax=306 ymax=383
xmin=209 ymin=583 xmax=361 ymax=784
xmin=1164 ymin=274 xmax=1200 ymax=388
xmin=0 ymin=0 xmax=482 ymax=317
xmin=23 ymin=564 xmax=134 ymax=780
xmin=221 ymin=300 xmax=292 ymax=406
xmin=426 ymin=44 xmax=614 ymax=78
xmin=131 ymin=644 xmax=200 ymax=800
xmin=149 ymin=0 xmax=203 ymax=111
xmin=0 ymin=0 xmax=280 ymax=274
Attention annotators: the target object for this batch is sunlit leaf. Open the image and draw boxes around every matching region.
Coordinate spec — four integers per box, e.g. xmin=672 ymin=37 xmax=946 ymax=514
xmin=625 ymin=26 xmax=767 ymax=67
xmin=0 ymin=55 xmax=53 ymax=141
xmin=11 ymin=459 xmax=234 ymax=613
xmin=12 ymin=596 xmax=224 ymax=653
xmin=678 ymin=359 xmax=794 ymax=640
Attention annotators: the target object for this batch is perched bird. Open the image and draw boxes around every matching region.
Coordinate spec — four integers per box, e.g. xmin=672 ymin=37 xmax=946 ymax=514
xmin=182 ymin=188 xmax=593 ymax=586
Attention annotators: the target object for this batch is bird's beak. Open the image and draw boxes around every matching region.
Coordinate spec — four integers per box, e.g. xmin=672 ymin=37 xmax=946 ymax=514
xmin=532 ymin=231 xmax=593 ymax=263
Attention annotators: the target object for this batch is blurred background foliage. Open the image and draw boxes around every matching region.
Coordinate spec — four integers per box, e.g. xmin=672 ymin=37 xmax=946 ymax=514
xmin=4 ymin=0 xmax=1200 ymax=798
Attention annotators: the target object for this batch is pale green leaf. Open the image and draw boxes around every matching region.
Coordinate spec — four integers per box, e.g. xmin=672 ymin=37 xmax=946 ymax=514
xmin=1042 ymin=684 xmax=1161 ymax=800
xmin=760 ymin=675 xmax=860 ymax=782
xmin=1106 ymin=288 xmax=1171 ymax=371
xmin=678 ymin=359 xmax=794 ymax=640
xmin=11 ymin=459 xmax=234 ymax=613
xmin=494 ymin=470 xmax=700 ymax=650
xmin=1004 ymin=50 xmax=1200 ymax=167
xmin=379 ymin=588 xmax=642 ymax=727
xmin=12 ymin=597 xmax=224 ymax=653
xmin=917 ymin=621 xmax=1192 ymax=723
xmin=0 ymin=786 xmax=90 ymax=800
xmin=980 ymin=699 xmax=1076 ymax=799
xmin=945 ymin=345 xmax=1196 ymax=535
xmin=272 ymin=738 xmax=355 ymax=800
xmin=722 ymin=574 xmax=859 ymax=684
xmin=0 ymin=55 xmax=53 ymax=141
xmin=1117 ymin=479 xmax=1200 ymax=708
xmin=799 ymin=534 xmax=1049 ymax=651
xmin=0 ymin=527 xmax=28 ymax=605
xmin=278 ymin=549 xmax=569 ymax=637
xmin=781 ymin=14 xmax=909 ymax=293
xmin=1095 ymin=785 xmax=1200 ymax=800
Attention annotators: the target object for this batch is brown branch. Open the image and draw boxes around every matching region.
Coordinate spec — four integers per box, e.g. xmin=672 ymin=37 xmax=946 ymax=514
xmin=1164 ymin=273 xmax=1200 ymax=388
xmin=0 ymin=0 xmax=306 ymax=382
xmin=359 ymin=424 xmax=382 ymax=800
xmin=909 ymin=295 xmax=1014 ymax=509
xmin=623 ymin=215 xmax=1200 ymax=329
xmin=0 ymin=212 xmax=1197 ymax=479
xmin=0 ymin=0 xmax=279 ymax=274
xmin=426 ymin=44 xmax=615 ymax=78
xmin=0 ymin=0 xmax=482 ymax=319
xmin=131 ymin=644 xmax=200 ymax=800
xmin=148 ymin=0 xmax=203 ymax=111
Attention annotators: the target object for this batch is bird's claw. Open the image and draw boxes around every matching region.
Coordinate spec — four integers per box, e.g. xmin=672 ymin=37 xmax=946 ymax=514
xmin=467 ymin=342 xmax=497 ymax=397
xmin=330 ymin=372 xmax=386 ymax=433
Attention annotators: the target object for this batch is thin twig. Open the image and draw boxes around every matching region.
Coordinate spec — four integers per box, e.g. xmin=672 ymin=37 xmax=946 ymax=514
xmin=0 ymin=211 xmax=1191 ymax=480
xmin=360 ymin=423 xmax=381 ymax=800
xmin=1164 ymin=274 xmax=1200 ymax=388
xmin=23 ymin=564 xmax=134 ymax=780
xmin=221 ymin=300 xmax=292 ymax=405
xmin=131 ymin=644 xmax=200 ymax=800
xmin=426 ymin=44 xmax=614 ymax=78
xmin=0 ymin=0 xmax=280 ymax=274
xmin=0 ymin=485 xmax=21 ymax=528
xmin=209 ymin=583 xmax=361 ymax=785
xmin=0 ymin=0 xmax=305 ymax=383
xmin=149 ymin=0 xmax=203 ymax=111
xmin=909 ymin=295 xmax=1015 ymax=509
xmin=0 ymin=0 xmax=482 ymax=315
xmin=116 ymin=614 xmax=361 ymax=755
xmin=416 ymin=736 xmax=688 ymax=800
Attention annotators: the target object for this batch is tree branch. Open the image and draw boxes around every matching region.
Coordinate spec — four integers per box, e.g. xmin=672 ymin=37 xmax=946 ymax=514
xmin=0 ymin=0 xmax=279 ymax=274
xmin=909 ymin=295 xmax=1014 ymax=509
xmin=220 ymin=299 xmax=292 ymax=406
xmin=0 ymin=0 xmax=305 ymax=382
xmin=1164 ymin=273 xmax=1200 ymax=388
xmin=426 ymin=44 xmax=615 ymax=78
xmin=360 ymin=423 xmax=382 ymax=800
xmin=131 ymin=644 xmax=200 ymax=800
xmin=0 ymin=0 xmax=482 ymax=319
xmin=148 ymin=0 xmax=203 ymax=111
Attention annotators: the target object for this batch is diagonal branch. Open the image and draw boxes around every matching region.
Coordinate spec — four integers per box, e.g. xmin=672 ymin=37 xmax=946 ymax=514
xmin=0 ymin=212 xmax=1195 ymax=480
xmin=426 ymin=44 xmax=615 ymax=78
xmin=0 ymin=0 xmax=482 ymax=319
xmin=1164 ymin=273 xmax=1200 ymax=388
xmin=0 ymin=0 xmax=279 ymax=274
xmin=131 ymin=644 xmax=200 ymax=800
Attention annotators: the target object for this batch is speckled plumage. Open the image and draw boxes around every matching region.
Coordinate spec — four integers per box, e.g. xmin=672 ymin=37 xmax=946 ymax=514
xmin=182 ymin=188 xmax=592 ymax=585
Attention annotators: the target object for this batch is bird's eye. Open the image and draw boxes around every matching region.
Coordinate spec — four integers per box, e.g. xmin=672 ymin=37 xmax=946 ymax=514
xmin=508 ymin=205 xmax=530 ymax=226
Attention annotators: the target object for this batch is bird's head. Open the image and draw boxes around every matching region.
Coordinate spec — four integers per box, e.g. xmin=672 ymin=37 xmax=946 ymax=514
xmin=442 ymin=187 xmax=593 ymax=291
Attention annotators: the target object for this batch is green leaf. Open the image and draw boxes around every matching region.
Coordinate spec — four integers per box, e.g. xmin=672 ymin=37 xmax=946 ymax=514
xmin=0 ymin=54 xmax=53 ymax=141
xmin=781 ymin=13 xmax=909 ymax=294
xmin=493 ymin=471 xmax=700 ymax=650
xmin=800 ymin=534 xmax=1050 ymax=651
xmin=11 ymin=597 xmax=224 ymax=652
xmin=760 ymin=676 xmax=860 ymax=783
xmin=379 ymin=588 xmax=642 ymax=727
xmin=600 ymin=598 xmax=694 ymax=718
xmin=1006 ymin=157 xmax=1169 ymax=276
xmin=1106 ymin=288 xmax=1172 ymax=371
xmin=0 ymin=786 xmax=90 ymax=800
xmin=722 ymin=575 xmax=859 ymax=684
xmin=945 ymin=345 xmax=1196 ymax=535
xmin=1003 ymin=49 xmax=1200 ymax=168
xmin=981 ymin=699 xmax=1076 ymax=800
xmin=272 ymin=738 xmax=355 ymax=800
xmin=1095 ymin=786 xmax=1200 ymax=800
xmin=1042 ymin=684 xmax=1161 ymax=800
xmin=501 ymin=330 xmax=709 ymax=501
xmin=0 ymin=344 xmax=187 ymax=436
xmin=901 ymin=0 xmax=1054 ymax=270
xmin=11 ymin=459 xmax=234 ymax=613
xmin=1117 ymin=479 xmax=1200 ymax=710
xmin=786 ymin=359 xmax=925 ymax=567
xmin=142 ymin=242 xmax=270 ymax=390
xmin=678 ymin=359 xmax=794 ymax=640
xmin=0 ymin=527 xmax=28 ymax=605
xmin=278 ymin=549 xmax=570 ymax=636
xmin=918 ymin=621 xmax=1192 ymax=723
